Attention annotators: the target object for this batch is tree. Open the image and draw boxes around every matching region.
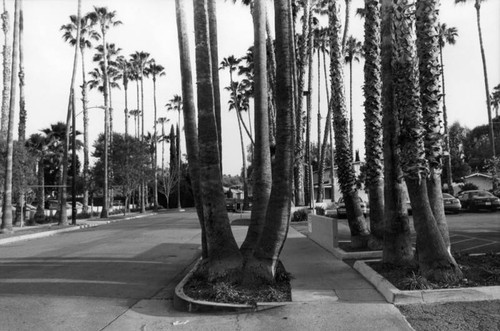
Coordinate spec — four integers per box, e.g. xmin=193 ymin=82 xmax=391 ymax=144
xmin=145 ymin=59 xmax=165 ymax=211
xmin=329 ymin=0 xmax=370 ymax=248
xmin=491 ymin=83 xmax=500 ymax=118
xmin=438 ymin=23 xmax=458 ymax=195
xmin=447 ymin=121 xmax=471 ymax=181
xmin=61 ymin=13 xmax=100 ymax=215
xmin=116 ymin=56 xmax=132 ymax=136
xmin=394 ymin=0 xmax=461 ymax=282
xmin=1 ymin=0 xmax=20 ymax=234
xmin=192 ymin=0 xmax=242 ymax=278
xmin=0 ymin=0 xmax=10 ymax=143
xmin=239 ymin=0 xmax=272 ymax=259
xmin=344 ymin=36 xmax=363 ymax=159
xmin=361 ymin=0 xmax=384 ymax=248
xmin=88 ymin=6 xmax=122 ymax=218
xmin=455 ymin=0 xmax=494 ymax=157
xmin=166 ymin=94 xmax=183 ymax=210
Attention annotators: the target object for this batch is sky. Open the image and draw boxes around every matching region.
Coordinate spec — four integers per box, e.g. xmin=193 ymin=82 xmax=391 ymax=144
xmin=4 ymin=0 xmax=500 ymax=176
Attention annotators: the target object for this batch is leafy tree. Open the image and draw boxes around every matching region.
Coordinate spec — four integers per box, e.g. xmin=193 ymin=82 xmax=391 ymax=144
xmin=446 ymin=121 xmax=471 ymax=182
xmin=491 ymin=83 xmax=500 ymax=118
xmin=463 ymin=116 xmax=500 ymax=171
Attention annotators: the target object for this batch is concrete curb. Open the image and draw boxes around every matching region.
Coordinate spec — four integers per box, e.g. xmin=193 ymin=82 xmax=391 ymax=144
xmin=173 ymin=258 xmax=292 ymax=313
xmin=332 ymin=246 xmax=383 ymax=260
xmin=353 ymin=259 xmax=500 ymax=305
xmin=0 ymin=212 xmax=155 ymax=246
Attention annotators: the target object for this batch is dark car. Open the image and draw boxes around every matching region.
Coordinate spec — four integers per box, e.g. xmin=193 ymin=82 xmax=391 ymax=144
xmin=442 ymin=193 xmax=461 ymax=214
xmin=336 ymin=197 xmax=368 ymax=218
xmin=457 ymin=190 xmax=500 ymax=212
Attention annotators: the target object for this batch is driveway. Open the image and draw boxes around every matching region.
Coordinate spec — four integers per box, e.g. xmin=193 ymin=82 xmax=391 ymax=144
xmin=0 ymin=210 xmax=202 ymax=331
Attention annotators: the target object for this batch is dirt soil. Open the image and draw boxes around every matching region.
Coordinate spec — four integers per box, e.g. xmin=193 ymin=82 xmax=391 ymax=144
xmin=399 ymin=300 xmax=500 ymax=331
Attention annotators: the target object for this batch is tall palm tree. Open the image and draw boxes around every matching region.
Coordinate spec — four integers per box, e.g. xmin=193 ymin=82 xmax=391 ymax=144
xmin=329 ymin=0 xmax=370 ymax=248
xmin=416 ymin=0 xmax=452 ymax=252
xmin=344 ymin=36 xmax=363 ymax=159
xmin=0 ymin=0 xmax=10 ymax=143
xmin=394 ymin=0 xmax=460 ymax=282
xmin=193 ymin=0 xmax=243 ymax=278
xmin=88 ymin=6 xmax=121 ymax=218
xmin=61 ymin=13 xmax=100 ymax=215
xmin=438 ymin=23 xmax=458 ymax=195
xmin=380 ymin=0 xmax=414 ymax=265
xmin=116 ymin=55 xmax=131 ymax=136
xmin=166 ymin=94 xmax=183 ymax=211
xmin=239 ymin=0 xmax=271 ymax=259
xmin=174 ymin=0 xmax=207 ymax=257
xmin=360 ymin=0 xmax=384 ymax=248
xmin=1 ymin=0 xmax=20 ymax=234
xmin=145 ymin=59 xmax=165 ymax=211
xmin=455 ymin=0 xmax=494 ymax=157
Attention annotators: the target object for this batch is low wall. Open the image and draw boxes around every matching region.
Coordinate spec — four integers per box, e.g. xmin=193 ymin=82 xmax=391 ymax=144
xmin=308 ymin=214 xmax=338 ymax=253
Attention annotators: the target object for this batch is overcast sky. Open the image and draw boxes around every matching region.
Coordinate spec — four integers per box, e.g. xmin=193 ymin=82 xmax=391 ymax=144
xmin=6 ymin=0 xmax=500 ymax=175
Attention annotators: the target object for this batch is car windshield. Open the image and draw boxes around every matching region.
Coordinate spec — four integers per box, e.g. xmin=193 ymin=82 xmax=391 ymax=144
xmin=470 ymin=191 xmax=493 ymax=198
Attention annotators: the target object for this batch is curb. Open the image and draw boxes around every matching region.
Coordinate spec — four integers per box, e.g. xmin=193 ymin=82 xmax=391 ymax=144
xmin=353 ymin=259 xmax=500 ymax=305
xmin=0 ymin=212 xmax=156 ymax=246
xmin=173 ymin=259 xmax=292 ymax=313
xmin=332 ymin=246 xmax=382 ymax=260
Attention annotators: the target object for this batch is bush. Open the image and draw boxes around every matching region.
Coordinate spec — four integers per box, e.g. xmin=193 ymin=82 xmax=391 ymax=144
xmin=315 ymin=205 xmax=326 ymax=215
xmin=291 ymin=208 xmax=308 ymax=222
xmin=460 ymin=182 xmax=479 ymax=192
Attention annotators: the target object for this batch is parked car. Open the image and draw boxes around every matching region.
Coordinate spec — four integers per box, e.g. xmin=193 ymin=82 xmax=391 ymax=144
xmin=457 ymin=190 xmax=500 ymax=212
xmin=442 ymin=193 xmax=461 ymax=214
xmin=336 ymin=197 xmax=368 ymax=218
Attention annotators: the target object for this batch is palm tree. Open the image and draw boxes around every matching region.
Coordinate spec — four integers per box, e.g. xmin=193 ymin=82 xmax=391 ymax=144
xmin=380 ymin=0 xmax=414 ymax=265
xmin=246 ymin=0 xmax=295 ymax=282
xmin=116 ymin=55 xmax=131 ymax=136
xmin=174 ymin=0 xmax=207 ymax=257
xmin=1 ymin=0 xmax=20 ymax=234
xmin=455 ymin=0 xmax=494 ymax=157
xmin=145 ymin=59 xmax=165 ymax=211
xmin=437 ymin=23 xmax=458 ymax=195
xmin=329 ymin=0 xmax=370 ymax=248
xmin=166 ymin=94 xmax=183 ymax=211
xmin=0 ymin=0 xmax=10 ymax=143
xmin=193 ymin=0 xmax=242 ymax=278
xmin=239 ymin=0 xmax=271 ymax=259
xmin=394 ymin=0 xmax=461 ymax=282
xmin=344 ymin=36 xmax=363 ymax=159
xmin=87 ymin=6 xmax=121 ymax=218
xmin=61 ymin=13 xmax=100 ymax=215
xmin=492 ymin=84 xmax=500 ymax=118
xmin=360 ymin=0 xmax=384 ymax=248
xmin=128 ymin=109 xmax=141 ymax=138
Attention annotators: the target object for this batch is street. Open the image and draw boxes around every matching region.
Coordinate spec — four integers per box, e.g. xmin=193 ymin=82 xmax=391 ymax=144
xmin=0 ymin=211 xmax=202 ymax=331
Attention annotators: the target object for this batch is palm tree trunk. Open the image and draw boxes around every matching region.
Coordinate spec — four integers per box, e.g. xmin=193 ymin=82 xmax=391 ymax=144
xmin=240 ymin=0 xmax=271 ymax=259
xmin=329 ymin=0 xmax=370 ymax=248
xmin=380 ymin=0 xmax=413 ymax=265
xmin=140 ymin=74 xmax=146 ymax=213
xmin=0 ymin=0 xmax=10 ymax=143
xmin=341 ymin=0 xmax=351 ymax=51
xmin=100 ymin=26 xmax=109 ymax=218
xmin=235 ymin=110 xmax=249 ymax=210
xmin=34 ymin=157 xmax=45 ymax=223
xmin=15 ymin=2 xmax=25 ymax=227
xmin=317 ymin=50 xmax=321 ymax=154
xmin=349 ymin=60 xmax=354 ymax=159
xmin=416 ymin=0 xmax=451 ymax=251
xmin=363 ymin=0 xmax=384 ymax=248
xmin=474 ymin=0 xmax=495 ymax=157
xmin=207 ymin=0 xmax=223 ymax=172
xmin=153 ymin=78 xmax=158 ymax=211
xmin=192 ymin=0 xmax=241 ymax=278
xmin=0 ymin=0 xmax=19 ymax=234
xmin=246 ymin=0 xmax=295 ymax=282
xmin=305 ymin=22 xmax=314 ymax=206
xmin=176 ymin=114 xmax=182 ymax=210
xmin=81 ymin=47 xmax=90 ymax=214
xmin=439 ymin=45 xmax=453 ymax=195
xmin=61 ymin=0 xmax=81 ymax=225
xmin=394 ymin=0 xmax=460 ymax=282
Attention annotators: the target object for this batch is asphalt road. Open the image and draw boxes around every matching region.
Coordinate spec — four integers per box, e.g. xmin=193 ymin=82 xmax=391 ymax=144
xmin=0 ymin=210 xmax=202 ymax=331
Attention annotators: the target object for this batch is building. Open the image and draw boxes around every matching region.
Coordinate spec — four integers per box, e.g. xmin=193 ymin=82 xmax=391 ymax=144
xmin=463 ymin=173 xmax=494 ymax=191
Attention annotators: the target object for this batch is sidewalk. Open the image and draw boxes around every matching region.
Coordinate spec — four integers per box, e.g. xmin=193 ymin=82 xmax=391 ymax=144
xmin=103 ymin=221 xmax=414 ymax=331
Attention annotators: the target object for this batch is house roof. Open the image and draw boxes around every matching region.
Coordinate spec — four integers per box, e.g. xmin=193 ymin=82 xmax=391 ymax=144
xmin=464 ymin=173 xmax=493 ymax=180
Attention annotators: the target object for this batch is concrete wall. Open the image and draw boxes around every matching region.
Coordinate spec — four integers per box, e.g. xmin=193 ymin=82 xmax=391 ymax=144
xmin=308 ymin=214 xmax=338 ymax=253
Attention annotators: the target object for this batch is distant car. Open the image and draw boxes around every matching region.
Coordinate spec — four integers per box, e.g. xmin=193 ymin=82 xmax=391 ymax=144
xmin=457 ymin=190 xmax=500 ymax=212
xmin=225 ymin=198 xmax=237 ymax=212
xmin=336 ymin=197 xmax=368 ymax=218
xmin=442 ymin=193 xmax=461 ymax=214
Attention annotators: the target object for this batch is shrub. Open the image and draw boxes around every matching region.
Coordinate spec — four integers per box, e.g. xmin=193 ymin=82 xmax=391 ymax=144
xmin=315 ymin=205 xmax=326 ymax=215
xmin=460 ymin=182 xmax=479 ymax=192
xmin=291 ymin=208 xmax=308 ymax=222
